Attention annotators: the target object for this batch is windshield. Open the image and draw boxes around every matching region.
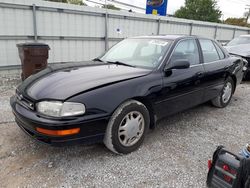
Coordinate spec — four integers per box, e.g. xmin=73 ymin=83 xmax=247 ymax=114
xmin=227 ymin=36 xmax=250 ymax=46
xmin=101 ymin=38 xmax=171 ymax=69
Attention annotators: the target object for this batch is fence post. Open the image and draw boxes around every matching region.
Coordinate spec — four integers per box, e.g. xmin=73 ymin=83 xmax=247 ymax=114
xmin=157 ymin=18 xmax=161 ymax=35
xmin=214 ymin=26 xmax=218 ymax=39
xmin=104 ymin=11 xmax=109 ymax=51
xmin=32 ymin=4 xmax=38 ymax=42
xmin=189 ymin=23 xmax=193 ymax=35
xmin=233 ymin=28 xmax=236 ymax=39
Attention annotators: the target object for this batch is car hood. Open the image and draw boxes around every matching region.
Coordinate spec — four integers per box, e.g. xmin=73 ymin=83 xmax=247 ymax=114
xmin=224 ymin=44 xmax=250 ymax=57
xmin=19 ymin=61 xmax=151 ymax=100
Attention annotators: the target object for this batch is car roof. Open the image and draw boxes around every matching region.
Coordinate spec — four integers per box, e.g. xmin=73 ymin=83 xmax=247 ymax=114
xmin=133 ymin=34 xmax=196 ymax=40
xmin=239 ymin=35 xmax=250 ymax=37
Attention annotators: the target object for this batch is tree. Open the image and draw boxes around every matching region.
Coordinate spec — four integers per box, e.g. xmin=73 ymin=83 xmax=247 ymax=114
xmin=44 ymin=0 xmax=87 ymax=6
xmin=225 ymin=18 xmax=250 ymax=27
xmin=102 ymin=4 xmax=120 ymax=10
xmin=244 ymin=10 xmax=250 ymax=23
xmin=174 ymin=0 xmax=222 ymax=23
xmin=45 ymin=0 xmax=67 ymax=2
xmin=67 ymin=0 xmax=86 ymax=5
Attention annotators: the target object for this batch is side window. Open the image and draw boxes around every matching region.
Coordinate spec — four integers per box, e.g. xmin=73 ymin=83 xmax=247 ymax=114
xmin=199 ymin=39 xmax=220 ymax=63
xmin=170 ymin=39 xmax=200 ymax=65
xmin=213 ymin=42 xmax=225 ymax=59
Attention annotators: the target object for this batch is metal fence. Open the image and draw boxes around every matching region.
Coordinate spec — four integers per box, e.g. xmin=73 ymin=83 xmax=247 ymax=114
xmin=0 ymin=0 xmax=250 ymax=69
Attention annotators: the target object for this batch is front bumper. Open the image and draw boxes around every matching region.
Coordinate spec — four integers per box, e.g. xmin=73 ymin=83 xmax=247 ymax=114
xmin=10 ymin=96 xmax=110 ymax=146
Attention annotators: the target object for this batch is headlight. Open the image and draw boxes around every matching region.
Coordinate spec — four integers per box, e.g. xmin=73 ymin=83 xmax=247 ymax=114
xmin=37 ymin=101 xmax=85 ymax=117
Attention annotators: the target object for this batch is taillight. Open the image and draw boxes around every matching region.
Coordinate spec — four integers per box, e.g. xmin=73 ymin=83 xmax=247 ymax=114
xmin=223 ymin=164 xmax=232 ymax=182
xmin=208 ymin=160 xmax=212 ymax=170
xmin=222 ymin=164 xmax=237 ymax=183
xmin=223 ymin=164 xmax=229 ymax=171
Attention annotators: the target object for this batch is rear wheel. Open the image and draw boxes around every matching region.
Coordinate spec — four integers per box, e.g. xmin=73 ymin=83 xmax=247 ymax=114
xmin=211 ymin=77 xmax=234 ymax=108
xmin=104 ymin=100 xmax=150 ymax=154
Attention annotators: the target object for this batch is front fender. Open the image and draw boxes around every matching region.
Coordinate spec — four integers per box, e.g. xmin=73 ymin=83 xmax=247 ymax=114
xmin=66 ymin=73 xmax=162 ymax=121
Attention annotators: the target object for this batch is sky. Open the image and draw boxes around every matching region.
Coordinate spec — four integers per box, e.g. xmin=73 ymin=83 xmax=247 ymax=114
xmin=167 ymin=0 xmax=249 ymax=19
xmin=86 ymin=0 xmax=250 ymax=20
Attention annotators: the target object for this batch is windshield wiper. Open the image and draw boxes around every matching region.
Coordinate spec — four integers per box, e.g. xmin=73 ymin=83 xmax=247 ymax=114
xmin=93 ymin=58 xmax=104 ymax=62
xmin=107 ymin=61 xmax=135 ymax=67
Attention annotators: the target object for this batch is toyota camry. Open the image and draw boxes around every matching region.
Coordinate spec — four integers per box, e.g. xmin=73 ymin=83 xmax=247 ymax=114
xmin=10 ymin=35 xmax=245 ymax=154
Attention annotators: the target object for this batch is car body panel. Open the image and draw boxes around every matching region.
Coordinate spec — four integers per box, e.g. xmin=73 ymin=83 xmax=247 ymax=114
xmin=224 ymin=44 xmax=250 ymax=57
xmin=24 ymin=63 xmax=151 ymax=100
xmin=155 ymin=65 xmax=205 ymax=118
xmin=10 ymin=96 xmax=109 ymax=145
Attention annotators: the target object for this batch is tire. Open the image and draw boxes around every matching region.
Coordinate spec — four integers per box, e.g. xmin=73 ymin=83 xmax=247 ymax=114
xmin=211 ymin=77 xmax=235 ymax=108
xmin=104 ymin=100 xmax=150 ymax=154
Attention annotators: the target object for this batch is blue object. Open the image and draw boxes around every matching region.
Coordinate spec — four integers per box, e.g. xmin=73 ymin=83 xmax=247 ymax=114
xmin=146 ymin=0 xmax=168 ymax=16
xmin=239 ymin=144 xmax=250 ymax=158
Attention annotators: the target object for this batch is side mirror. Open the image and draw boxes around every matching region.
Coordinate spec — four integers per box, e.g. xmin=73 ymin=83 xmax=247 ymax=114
xmin=165 ymin=59 xmax=190 ymax=71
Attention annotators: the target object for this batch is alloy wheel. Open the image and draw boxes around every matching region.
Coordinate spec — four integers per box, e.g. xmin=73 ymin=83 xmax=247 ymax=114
xmin=222 ymin=82 xmax=232 ymax=104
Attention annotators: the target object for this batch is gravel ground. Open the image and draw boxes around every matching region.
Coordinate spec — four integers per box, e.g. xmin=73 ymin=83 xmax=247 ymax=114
xmin=0 ymin=78 xmax=250 ymax=188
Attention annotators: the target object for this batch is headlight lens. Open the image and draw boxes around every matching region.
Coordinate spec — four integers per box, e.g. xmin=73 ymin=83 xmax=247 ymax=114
xmin=37 ymin=101 xmax=85 ymax=117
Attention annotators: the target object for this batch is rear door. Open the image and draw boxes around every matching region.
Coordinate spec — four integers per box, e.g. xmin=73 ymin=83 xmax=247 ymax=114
xmin=198 ymin=39 xmax=228 ymax=102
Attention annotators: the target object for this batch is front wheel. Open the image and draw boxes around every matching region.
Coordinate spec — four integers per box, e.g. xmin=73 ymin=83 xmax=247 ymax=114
xmin=211 ymin=77 xmax=234 ymax=108
xmin=104 ymin=100 xmax=150 ymax=154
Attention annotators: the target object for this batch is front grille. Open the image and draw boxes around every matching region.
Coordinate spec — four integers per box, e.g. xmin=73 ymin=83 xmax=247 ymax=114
xmin=16 ymin=90 xmax=35 ymax=110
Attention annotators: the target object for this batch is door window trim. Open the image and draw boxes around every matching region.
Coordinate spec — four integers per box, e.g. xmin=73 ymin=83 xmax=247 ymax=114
xmin=213 ymin=41 xmax=226 ymax=60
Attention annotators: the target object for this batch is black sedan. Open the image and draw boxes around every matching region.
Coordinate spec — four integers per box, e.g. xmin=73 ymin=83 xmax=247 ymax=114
xmin=10 ymin=35 xmax=245 ymax=154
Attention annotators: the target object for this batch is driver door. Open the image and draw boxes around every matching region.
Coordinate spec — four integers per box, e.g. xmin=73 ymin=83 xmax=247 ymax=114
xmin=156 ymin=39 xmax=206 ymax=118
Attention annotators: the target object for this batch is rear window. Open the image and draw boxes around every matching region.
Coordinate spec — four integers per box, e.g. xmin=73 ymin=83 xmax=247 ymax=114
xmin=227 ymin=36 xmax=250 ymax=46
xmin=199 ymin=39 xmax=220 ymax=63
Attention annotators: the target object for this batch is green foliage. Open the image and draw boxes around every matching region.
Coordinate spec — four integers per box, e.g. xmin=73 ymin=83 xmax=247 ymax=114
xmin=174 ymin=0 xmax=222 ymax=23
xmin=225 ymin=18 xmax=250 ymax=27
xmin=45 ymin=0 xmax=67 ymax=2
xmin=102 ymin=4 xmax=120 ymax=10
xmin=68 ymin=0 xmax=86 ymax=5
xmin=44 ymin=0 xmax=87 ymax=6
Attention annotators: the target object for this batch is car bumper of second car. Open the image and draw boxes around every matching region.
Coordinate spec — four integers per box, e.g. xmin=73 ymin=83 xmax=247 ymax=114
xmin=10 ymin=96 xmax=110 ymax=146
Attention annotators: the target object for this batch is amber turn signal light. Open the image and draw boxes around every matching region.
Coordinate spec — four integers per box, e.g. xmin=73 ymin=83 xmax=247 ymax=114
xmin=36 ymin=127 xmax=80 ymax=136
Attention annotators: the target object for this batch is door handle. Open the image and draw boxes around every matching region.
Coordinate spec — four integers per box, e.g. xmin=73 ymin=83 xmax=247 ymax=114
xmin=196 ymin=72 xmax=204 ymax=78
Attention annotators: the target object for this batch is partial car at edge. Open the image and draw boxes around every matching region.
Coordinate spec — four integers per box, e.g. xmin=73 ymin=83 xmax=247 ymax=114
xmin=224 ymin=35 xmax=250 ymax=80
xmin=10 ymin=35 xmax=245 ymax=154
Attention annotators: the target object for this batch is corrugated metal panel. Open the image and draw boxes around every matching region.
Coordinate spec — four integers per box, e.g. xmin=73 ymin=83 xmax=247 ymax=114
xmin=192 ymin=26 xmax=215 ymax=38
xmin=38 ymin=40 xmax=105 ymax=63
xmin=0 ymin=6 xmax=33 ymax=36
xmin=160 ymin=22 xmax=190 ymax=35
xmin=108 ymin=41 xmax=119 ymax=49
xmin=108 ymin=17 xmax=158 ymax=38
xmin=0 ymin=0 xmax=250 ymax=68
xmin=36 ymin=11 xmax=105 ymax=37
xmin=216 ymin=28 xmax=234 ymax=41
xmin=235 ymin=30 xmax=249 ymax=37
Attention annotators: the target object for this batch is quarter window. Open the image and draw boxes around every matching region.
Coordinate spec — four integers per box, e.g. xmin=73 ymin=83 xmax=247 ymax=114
xmin=213 ymin=42 xmax=225 ymax=59
xmin=199 ymin=39 xmax=220 ymax=63
xmin=170 ymin=39 xmax=200 ymax=65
